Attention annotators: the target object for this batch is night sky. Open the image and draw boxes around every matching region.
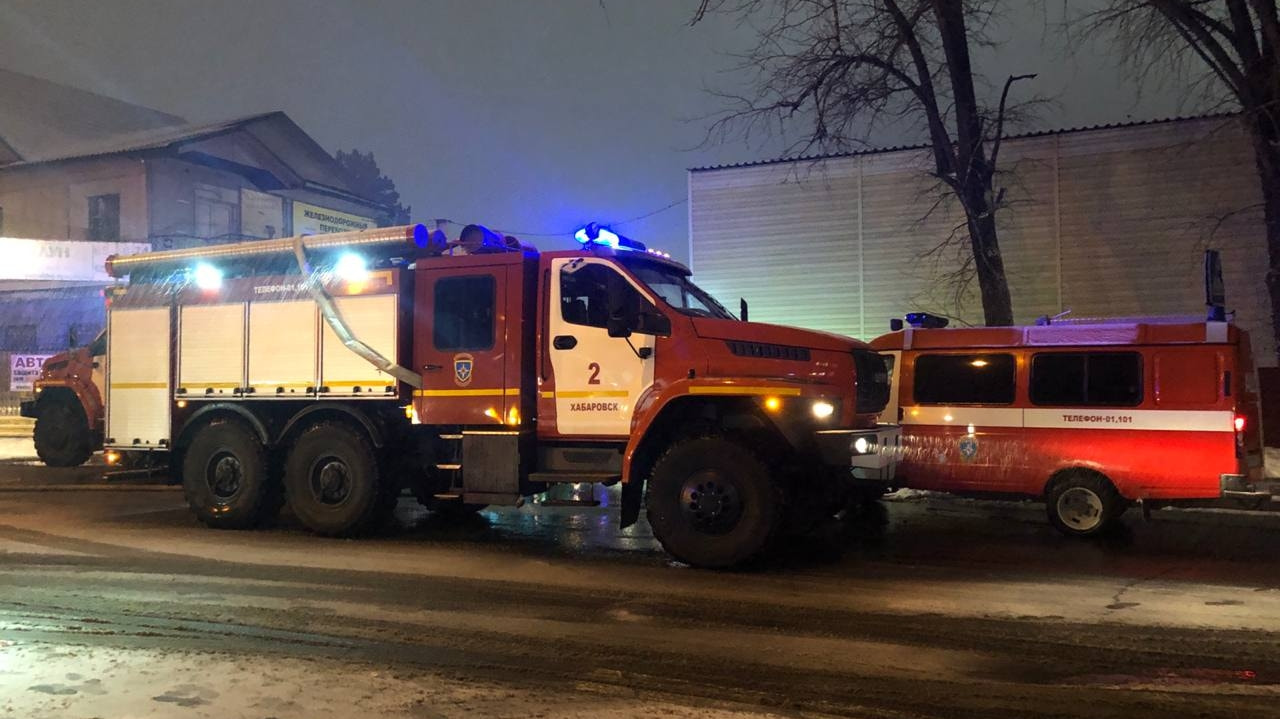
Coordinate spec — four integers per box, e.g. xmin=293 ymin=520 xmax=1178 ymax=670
xmin=0 ymin=0 xmax=1189 ymax=264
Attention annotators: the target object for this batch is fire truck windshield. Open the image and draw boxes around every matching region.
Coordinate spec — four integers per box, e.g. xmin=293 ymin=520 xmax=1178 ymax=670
xmin=621 ymin=259 xmax=736 ymax=320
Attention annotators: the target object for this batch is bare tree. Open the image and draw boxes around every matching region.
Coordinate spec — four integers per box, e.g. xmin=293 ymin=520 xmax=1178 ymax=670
xmin=693 ymin=0 xmax=1036 ymax=326
xmin=1080 ymin=1 xmax=1280 ymax=362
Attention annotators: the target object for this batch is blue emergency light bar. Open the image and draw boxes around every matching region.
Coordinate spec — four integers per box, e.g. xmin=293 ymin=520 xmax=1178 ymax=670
xmin=575 ymin=223 xmax=647 ymax=252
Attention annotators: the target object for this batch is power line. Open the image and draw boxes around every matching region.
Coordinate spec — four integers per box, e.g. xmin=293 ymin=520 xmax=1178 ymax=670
xmin=435 ymin=198 xmax=688 ymax=238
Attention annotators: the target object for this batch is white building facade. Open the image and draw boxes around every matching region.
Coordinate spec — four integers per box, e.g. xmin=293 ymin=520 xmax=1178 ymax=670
xmin=688 ymin=116 xmax=1274 ymax=367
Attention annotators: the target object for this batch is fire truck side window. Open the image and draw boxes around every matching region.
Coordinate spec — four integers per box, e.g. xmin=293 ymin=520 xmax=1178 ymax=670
xmin=433 ymin=275 xmax=495 ymax=351
xmin=560 ymin=263 xmax=656 ymax=331
xmin=1030 ymin=352 xmax=1143 ymax=406
xmin=913 ymin=354 xmax=1015 ymax=405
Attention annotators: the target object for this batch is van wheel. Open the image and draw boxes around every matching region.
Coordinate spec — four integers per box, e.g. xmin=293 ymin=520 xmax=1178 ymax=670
xmin=284 ymin=422 xmax=392 ymax=536
xmin=34 ymin=399 xmax=94 ymax=468
xmin=182 ymin=420 xmax=275 ymax=529
xmin=1046 ymin=471 xmax=1127 ymax=537
xmin=645 ymin=437 xmax=782 ymax=568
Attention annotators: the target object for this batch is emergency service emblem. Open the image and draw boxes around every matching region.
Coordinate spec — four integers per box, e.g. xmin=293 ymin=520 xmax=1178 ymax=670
xmin=958 ymin=435 xmax=979 ymax=461
xmin=453 ymin=353 xmax=474 ymax=386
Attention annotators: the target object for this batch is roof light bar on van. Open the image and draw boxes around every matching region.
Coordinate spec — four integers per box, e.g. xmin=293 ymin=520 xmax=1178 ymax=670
xmin=575 ymin=222 xmax=647 ymax=252
xmin=104 ymin=224 xmax=430 ymax=278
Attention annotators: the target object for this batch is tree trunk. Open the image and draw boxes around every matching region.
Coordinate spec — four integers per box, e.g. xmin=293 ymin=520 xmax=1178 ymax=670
xmin=933 ymin=0 xmax=1015 ymax=325
xmin=966 ymin=187 xmax=1016 ymax=326
xmin=1246 ymin=115 xmax=1280 ymax=364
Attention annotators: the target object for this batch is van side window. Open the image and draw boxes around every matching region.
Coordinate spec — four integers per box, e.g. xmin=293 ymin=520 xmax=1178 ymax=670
xmin=433 ymin=275 xmax=495 ymax=350
xmin=1030 ymin=352 xmax=1143 ymax=406
xmin=913 ymin=354 xmax=1015 ymax=405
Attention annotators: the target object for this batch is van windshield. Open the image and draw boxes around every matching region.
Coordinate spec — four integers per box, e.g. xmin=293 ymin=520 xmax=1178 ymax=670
xmin=620 ymin=258 xmax=736 ymax=320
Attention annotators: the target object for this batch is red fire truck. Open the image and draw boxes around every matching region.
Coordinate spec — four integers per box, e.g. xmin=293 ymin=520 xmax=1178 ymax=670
xmin=871 ymin=312 xmax=1267 ymax=537
xmin=97 ymin=223 xmax=898 ymax=567
xmin=20 ymin=332 xmax=106 ymax=467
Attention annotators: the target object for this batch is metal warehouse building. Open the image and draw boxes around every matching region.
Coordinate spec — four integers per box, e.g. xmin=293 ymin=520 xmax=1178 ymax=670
xmin=0 ymin=68 xmax=388 ymax=414
xmin=687 ymin=115 xmax=1275 ymax=368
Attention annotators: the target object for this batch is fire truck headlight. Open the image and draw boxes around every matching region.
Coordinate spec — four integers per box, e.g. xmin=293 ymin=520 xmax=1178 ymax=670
xmin=193 ymin=263 xmax=222 ymax=291
xmin=812 ymin=400 xmax=835 ymax=420
xmin=853 ymin=436 xmax=870 ymax=454
xmin=336 ymin=253 xmax=369 ymax=282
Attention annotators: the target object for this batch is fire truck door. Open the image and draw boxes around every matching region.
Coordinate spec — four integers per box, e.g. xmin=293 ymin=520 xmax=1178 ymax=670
xmin=547 ymin=257 xmax=656 ymax=436
xmin=415 ymin=268 xmax=510 ymax=425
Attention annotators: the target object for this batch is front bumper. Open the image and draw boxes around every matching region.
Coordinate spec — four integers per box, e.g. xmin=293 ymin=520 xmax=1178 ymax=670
xmin=19 ymin=399 xmax=37 ymax=419
xmin=815 ymin=425 xmax=901 ymax=481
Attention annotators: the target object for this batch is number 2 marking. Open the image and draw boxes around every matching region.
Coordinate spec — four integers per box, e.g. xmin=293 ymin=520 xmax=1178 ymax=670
xmin=588 ymin=362 xmax=601 ymax=385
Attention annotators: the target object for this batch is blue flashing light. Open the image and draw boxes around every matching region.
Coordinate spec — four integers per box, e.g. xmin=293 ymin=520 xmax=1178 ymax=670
xmin=575 ymin=223 xmax=620 ymax=249
xmin=575 ymin=222 xmax=647 ymax=252
xmin=193 ymin=263 xmax=222 ymax=291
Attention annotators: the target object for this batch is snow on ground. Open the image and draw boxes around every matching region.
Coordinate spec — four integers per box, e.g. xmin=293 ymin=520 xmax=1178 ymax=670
xmin=1268 ymin=448 xmax=1280 ymax=479
xmin=0 ymin=643 xmax=781 ymax=719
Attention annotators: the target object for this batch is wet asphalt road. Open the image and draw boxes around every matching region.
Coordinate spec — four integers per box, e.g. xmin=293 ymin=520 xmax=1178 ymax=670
xmin=2 ymin=463 xmax=1280 ymax=718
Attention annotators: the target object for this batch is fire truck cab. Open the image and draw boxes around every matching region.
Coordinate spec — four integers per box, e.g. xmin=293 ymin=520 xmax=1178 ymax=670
xmin=101 ymin=224 xmax=898 ymax=567
xmin=20 ymin=331 xmax=106 ymax=467
xmin=872 ymin=312 xmax=1267 ymax=537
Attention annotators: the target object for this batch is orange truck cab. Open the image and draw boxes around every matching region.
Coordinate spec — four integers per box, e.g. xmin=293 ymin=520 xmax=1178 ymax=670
xmin=20 ymin=331 xmax=105 ymax=467
xmin=871 ymin=311 xmax=1268 ymax=536
xmin=100 ymin=223 xmax=899 ymax=567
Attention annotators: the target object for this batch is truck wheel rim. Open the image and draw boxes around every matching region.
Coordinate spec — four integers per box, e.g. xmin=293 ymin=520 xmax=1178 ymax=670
xmin=1057 ymin=487 xmax=1103 ymax=532
xmin=207 ymin=453 xmax=242 ymax=500
xmin=310 ymin=458 xmax=352 ymax=506
xmin=679 ymin=470 xmax=743 ymax=535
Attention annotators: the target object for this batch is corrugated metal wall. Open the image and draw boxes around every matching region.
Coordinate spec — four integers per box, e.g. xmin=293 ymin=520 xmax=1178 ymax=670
xmin=689 ymin=116 xmax=1275 ymax=367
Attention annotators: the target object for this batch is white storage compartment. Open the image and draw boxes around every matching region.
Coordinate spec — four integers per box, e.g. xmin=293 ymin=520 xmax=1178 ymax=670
xmin=248 ymin=300 xmax=318 ymax=396
xmin=179 ymin=303 xmax=246 ymax=396
xmin=320 ymin=294 xmax=397 ymax=396
xmin=107 ymin=307 xmax=171 ymax=448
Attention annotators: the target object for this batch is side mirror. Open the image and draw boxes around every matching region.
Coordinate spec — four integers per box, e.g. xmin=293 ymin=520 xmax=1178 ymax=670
xmin=607 ymin=316 xmax=633 ymax=338
xmin=639 ymin=311 xmax=671 ymax=336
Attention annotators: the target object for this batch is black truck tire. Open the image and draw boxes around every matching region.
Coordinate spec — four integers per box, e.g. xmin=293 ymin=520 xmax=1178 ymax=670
xmin=1046 ymin=470 xmax=1128 ymax=538
xmin=182 ymin=420 xmax=277 ymax=529
xmin=33 ymin=398 xmax=94 ymax=468
xmin=284 ymin=422 xmax=393 ymax=536
xmin=645 ymin=437 xmax=783 ymax=569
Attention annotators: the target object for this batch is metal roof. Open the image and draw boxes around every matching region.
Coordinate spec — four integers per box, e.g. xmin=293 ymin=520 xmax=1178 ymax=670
xmin=3 ymin=111 xmax=282 ymax=167
xmin=0 ymin=67 xmax=187 ymax=164
xmin=688 ymin=113 xmax=1240 ymax=172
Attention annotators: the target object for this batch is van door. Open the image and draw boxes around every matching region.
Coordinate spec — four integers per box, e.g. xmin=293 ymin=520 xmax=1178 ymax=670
xmin=546 ymin=257 xmax=656 ymax=436
xmin=414 ymin=267 xmax=509 ymax=425
xmin=880 ymin=350 xmax=902 ymax=423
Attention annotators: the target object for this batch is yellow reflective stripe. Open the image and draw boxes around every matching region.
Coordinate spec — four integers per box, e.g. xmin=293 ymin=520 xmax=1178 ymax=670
xmin=178 ymin=382 xmax=239 ymax=389
xmin=324 ymin=380 xmax=392 ymax=388
xmin=553 ymin=390 xmax=629 ymax=399
xmin=414 ymin=387 xmax=520 ymax=397
xmin=540 ymin=391 xmax=555 ymax=399
xmin=687 ymin=386 xmax=803 ymax=396
xmin=110 ymin=382 xmax=168 ymax=390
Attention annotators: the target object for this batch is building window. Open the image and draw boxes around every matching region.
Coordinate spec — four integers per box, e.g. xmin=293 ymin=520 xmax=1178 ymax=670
xmin=1030 ymin=352 xmax=1143 ymax=406
xmin=68 ymin=323 xmax=99 ymax=348
xmin=88 ymin=194 xmax=120 ymax=241
xmin=3 ymin=325 xmax=38 ymax=352
xmin=195 ymin=184 xmax=241 ymax=242
xmin=433 ymin=275 xmax=495 ymax=351
xmin=913 ymin=353 xmax=1016 ymax=405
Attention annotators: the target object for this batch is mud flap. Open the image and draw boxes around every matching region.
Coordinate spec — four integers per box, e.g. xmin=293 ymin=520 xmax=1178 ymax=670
xmin=619 ymin=478 xmax=644 ymax=528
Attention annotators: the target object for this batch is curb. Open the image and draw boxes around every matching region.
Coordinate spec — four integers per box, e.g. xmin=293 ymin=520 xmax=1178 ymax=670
xmin=0 ymin=484 xmax=178 ymax=492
